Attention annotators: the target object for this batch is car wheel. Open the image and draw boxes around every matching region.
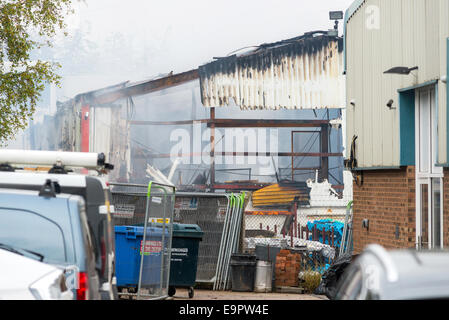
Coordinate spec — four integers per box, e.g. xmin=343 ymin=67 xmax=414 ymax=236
xmin=188 ymin=287 xmax=194 ymax=299
xmin=168 ymin=286 xmax=176 ymax=297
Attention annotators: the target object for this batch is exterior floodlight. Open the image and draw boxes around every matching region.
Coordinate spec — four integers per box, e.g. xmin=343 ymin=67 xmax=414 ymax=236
xmin=329 ymin=11 xmax=344 ymax=33
xmin=329 ymin=11 xmax=344 ymax=20
xmin=384 ymin=66 xmax=418 ymax=75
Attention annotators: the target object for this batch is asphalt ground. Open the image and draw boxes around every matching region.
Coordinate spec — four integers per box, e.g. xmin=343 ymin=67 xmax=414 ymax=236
xmin=168 ymin=288 xmax=328 ymax=300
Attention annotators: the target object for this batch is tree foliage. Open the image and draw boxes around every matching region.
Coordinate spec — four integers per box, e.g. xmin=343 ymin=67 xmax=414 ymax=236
xmin=0 ymin=0 xmax=74 ymax=144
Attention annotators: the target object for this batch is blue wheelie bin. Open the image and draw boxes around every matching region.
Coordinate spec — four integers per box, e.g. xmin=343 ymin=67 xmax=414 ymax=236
xmin=114 ymin=225 xmax=169 ymax=292
xmin=149 ymin=223 xmax=203 ymax=298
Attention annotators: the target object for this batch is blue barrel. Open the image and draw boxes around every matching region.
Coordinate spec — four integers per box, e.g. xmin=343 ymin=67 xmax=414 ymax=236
xmin=114 ymin=226 xmax=169 ymax=288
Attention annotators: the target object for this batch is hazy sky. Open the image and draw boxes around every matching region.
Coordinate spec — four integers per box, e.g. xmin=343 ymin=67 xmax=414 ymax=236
xmin=67 ymin=0 xmax=354 ymax=81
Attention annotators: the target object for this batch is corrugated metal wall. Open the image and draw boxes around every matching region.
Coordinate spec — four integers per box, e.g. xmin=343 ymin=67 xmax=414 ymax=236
xmin=49 ymin=99 xmax=129 ymax=181
xmin=345 ymin=0 xmax=449 ymax=167
xmin=89 ymin=103 xmax=130 ymax=181
xmin=199 ymin=36 xmax=345 ymax=110
xmin=53 ymin=101 xmax=82 ymax=152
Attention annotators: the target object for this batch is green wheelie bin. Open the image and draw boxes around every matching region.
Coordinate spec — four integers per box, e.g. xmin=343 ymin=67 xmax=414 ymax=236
xmin=149 ymin=223 xmax=203 ymax=298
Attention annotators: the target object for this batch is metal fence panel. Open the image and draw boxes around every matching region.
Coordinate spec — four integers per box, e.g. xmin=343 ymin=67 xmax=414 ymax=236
xmin=213 ymin=193 xmax=246 ymax=290
xmin=172 ymin=193 xmax=230 ymax=283
xmin=111 ymin=187 xmax=234 ymax=285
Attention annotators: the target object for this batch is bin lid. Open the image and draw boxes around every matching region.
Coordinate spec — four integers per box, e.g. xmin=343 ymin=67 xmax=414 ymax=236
xmin=114 ymin=225 xmax=168 ymax=236
xmin=148 ymin=223 xmax=203 ymax=239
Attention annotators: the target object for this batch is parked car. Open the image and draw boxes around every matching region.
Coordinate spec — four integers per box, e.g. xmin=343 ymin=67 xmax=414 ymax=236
xmin=334 ymin=244 xmax=449 ymax=300
xmin=0 ymin=169 xmax=117 ymax=299
xmin=0 ymin=186 xmax=101 ymax=299
xmin=0 ymin=247 xmax=73 ymax=300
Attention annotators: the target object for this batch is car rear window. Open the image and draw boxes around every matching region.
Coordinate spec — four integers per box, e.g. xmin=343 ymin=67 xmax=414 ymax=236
xmin=0 ymin=208 xmax=67 ymax=264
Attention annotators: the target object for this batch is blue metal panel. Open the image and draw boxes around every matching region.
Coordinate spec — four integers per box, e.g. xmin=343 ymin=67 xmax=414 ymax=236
xmin=399 ymin=90 xmax=416 ymax=166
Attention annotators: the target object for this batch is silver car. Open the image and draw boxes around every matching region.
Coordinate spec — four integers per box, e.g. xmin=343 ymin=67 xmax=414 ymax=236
xmin=335 ymin=244 xmax=449 ymax=300
xmin=0 ymin=248 xmax=73 ymax=300
xmin=0 ymin=186 xmax=101 ymax=300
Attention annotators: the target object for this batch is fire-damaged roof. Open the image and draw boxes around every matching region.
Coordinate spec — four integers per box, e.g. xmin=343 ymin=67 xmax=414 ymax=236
xmin=198 ymin=33 xmax=344 ymax=110
xmin=69 ymin=69 xmax=199 ymax=106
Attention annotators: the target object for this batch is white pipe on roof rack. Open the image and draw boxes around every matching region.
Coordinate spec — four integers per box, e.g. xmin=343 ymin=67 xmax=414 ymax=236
xmin=0 ymin=149 xmax=107 ymax=169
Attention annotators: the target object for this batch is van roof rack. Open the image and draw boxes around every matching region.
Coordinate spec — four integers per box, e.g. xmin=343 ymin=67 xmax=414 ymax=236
xmin=0 ymin=150 xmax=114 ymax=174
xmin=38 ymin=179 xmax=61 ymax=198
xmin=0 ymin=163 xmax=15 ymax=172
xmin=48 ymin=165 xmax=70 ymax=174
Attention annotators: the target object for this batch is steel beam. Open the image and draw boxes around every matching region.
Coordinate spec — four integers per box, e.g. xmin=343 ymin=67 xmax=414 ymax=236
xmin=129 ymin=119 xmax=329 ymax=128
xmin=149 ymin=152 xmax=342 ymax=158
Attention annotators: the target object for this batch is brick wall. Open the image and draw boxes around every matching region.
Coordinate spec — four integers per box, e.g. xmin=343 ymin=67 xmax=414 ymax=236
xmin=274 ymin=249 xmax=301 ymax=287
xmin=352 ymin=166 xmax=416 ymax=254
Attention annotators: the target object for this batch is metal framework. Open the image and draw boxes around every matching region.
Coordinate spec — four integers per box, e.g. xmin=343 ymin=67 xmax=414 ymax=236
xmin=129 ymin=107 xmax=342 ymax=191
xmin=64 ymin=68 xmax=343 ymax=192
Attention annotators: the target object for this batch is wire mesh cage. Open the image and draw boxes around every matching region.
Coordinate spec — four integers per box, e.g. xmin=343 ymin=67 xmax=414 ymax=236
xmin=243 ymin=202 xmax=351 ymax=272
xmin=110 ymin=182 xmax=175 ymax=300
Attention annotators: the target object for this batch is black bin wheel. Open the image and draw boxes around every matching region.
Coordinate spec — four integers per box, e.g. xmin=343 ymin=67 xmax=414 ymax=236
xmin=168 ymin=286 xmax=176 ymax=297
xmin=188 ymin=287 xmax=194 ymax=299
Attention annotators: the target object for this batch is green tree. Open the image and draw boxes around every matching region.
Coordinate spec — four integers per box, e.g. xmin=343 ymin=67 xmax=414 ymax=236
xmin=0 ymin=0 xmax=74 ymax=144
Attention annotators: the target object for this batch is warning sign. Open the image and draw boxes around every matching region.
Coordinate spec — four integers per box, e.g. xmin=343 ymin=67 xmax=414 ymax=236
xmin=113 ymin=204 xmax=135 ymax=218
xmin=148 ymin=217 xmax=170 ymax=224
xmin=139 ymin=240 xmax=162 ymax=256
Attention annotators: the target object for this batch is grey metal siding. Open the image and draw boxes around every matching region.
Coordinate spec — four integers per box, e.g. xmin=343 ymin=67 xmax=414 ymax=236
xmin=345 ymin=0 xmax=449 ymax=167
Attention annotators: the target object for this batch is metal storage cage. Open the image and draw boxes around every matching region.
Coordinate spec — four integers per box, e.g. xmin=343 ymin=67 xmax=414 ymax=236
xmin=110 ymin=182 xmax=175 ymax=300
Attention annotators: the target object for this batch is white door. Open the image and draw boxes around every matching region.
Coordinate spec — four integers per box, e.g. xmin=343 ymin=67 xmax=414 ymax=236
xmin=415 ymin=86 xmax=443 ymax=249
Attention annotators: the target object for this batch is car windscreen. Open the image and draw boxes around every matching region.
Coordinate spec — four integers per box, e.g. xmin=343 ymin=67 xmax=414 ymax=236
xmin=0 ymin=208 xmax=67 ymax=264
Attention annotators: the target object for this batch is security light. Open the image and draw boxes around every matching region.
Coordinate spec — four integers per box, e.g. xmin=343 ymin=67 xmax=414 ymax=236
xmin=362 ymin=219 xmax=370 ymax=230
xmin=384 ymin=66 xmax=418 ymax=75
xmin=386 ymin=99 xmax=395 ymax=110
xmin=329 ymin=11 xmax=344 ymax=34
